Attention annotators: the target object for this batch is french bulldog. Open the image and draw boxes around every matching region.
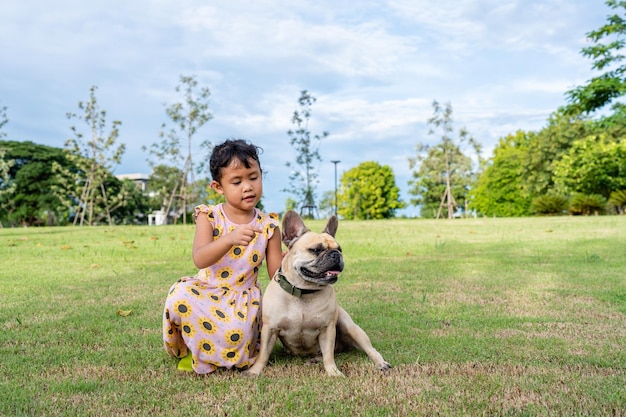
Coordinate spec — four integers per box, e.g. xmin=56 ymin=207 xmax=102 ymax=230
xmin=245 ymin=210 xmax=391 ymax=377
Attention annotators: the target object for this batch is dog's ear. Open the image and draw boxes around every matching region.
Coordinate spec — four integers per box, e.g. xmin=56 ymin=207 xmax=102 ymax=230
xmin=282 ymin=210 xmax=309 ymax=247
xmin=322 ymin=215 xmax=338 ymax=238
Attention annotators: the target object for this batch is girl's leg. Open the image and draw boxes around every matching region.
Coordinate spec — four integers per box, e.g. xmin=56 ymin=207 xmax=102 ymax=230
xmin=163 ymin=280 xmax=189 ymax=359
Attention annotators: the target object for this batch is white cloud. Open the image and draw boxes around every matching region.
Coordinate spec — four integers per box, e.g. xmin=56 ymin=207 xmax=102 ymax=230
xmin=317 ymin=96 xmax=430 ymax=139
xmin=0 ymin=0 xmax=611 ymax=216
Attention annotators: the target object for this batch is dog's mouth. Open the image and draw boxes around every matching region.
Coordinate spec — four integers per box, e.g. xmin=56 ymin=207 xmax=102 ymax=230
xmin=300 ymin=267 xmax=341 ymax=284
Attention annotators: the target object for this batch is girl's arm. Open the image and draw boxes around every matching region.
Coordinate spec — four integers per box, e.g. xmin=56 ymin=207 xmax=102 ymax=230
xmin=265 ymin=226 xmax=282 ymax=279
xmin=192 ymin=214 xmax=261 ymax=269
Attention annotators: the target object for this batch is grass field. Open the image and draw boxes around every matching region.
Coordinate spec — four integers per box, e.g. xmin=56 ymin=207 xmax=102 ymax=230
xmin=1 ymin=215 xmax=625 ymax=416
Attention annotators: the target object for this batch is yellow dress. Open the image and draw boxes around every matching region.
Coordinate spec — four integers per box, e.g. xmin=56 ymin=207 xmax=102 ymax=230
xmin=162 ymin=204 xmax=279 ymax=374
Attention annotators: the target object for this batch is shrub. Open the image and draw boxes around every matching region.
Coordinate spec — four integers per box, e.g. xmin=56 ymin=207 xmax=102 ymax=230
xmin=569 ymin=193 xmax=607 ymax=215
xmin=609 ymin=189 xmax=626 ymax=214
xmin=530 ymin=194 xmax=569 ymax=216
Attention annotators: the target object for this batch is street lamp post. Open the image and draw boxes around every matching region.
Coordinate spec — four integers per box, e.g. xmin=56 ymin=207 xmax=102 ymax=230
xmin=331 ymin=160 xmax=340 ymax=217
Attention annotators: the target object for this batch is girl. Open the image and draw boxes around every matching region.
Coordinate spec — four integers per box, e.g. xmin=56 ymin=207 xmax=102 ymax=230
xmin=163 ymin=139 xmax=282 ymax=374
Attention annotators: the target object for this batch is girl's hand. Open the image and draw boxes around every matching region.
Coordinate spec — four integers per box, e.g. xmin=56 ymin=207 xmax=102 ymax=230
xmin=229 ymin=225 xmax=262 ymax=246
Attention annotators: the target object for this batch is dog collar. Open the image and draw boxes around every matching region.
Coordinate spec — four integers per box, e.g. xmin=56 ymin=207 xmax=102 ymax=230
xmin=275 ymin=268 xmax=322 ymax=298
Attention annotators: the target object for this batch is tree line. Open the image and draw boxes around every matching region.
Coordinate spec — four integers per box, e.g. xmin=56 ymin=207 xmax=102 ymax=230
xmin=472 ymin=0 xmax=626 ymax=217
xmin=1 ymin=0 xmax=626 ymax=226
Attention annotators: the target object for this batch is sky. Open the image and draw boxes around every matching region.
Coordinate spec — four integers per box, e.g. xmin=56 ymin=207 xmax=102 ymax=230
xmin=0 ymin=0 xmax=610 ymax=217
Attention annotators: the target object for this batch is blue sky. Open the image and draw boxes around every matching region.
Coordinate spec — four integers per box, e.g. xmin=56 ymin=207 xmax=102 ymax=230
xmin=0 ymin=0 xmax=609 ymax=217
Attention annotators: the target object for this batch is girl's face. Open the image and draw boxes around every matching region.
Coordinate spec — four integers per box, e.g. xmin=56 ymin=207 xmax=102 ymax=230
xmin=212 ymin=158 xmax=263 ymax=213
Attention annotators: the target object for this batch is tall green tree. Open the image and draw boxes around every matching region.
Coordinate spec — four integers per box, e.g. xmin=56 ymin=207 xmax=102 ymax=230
xmin=566 ymin=0 xmax=626 ymax=114
xmin=284 ymin=90 xmax=328 ymax=218
xmin=337 ymin=161 xmax=404 ymax=220
xmin=470 ymin=131 xmax=532 ymax=217
xmin=521 ymin=110 xmax=591 ymax=198
xmin=553 ymin=133 xmax=626 ymax=198
xmin=408 ymin=100 xmax=481 ymax=219
xmin=53 ymin=86 xmax=125 ymax=226
xmin=144 ymin=75 xmax=213 ymax=224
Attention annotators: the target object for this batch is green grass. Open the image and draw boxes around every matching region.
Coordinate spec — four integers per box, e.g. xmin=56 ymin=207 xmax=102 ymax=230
xmin=1 ymin=216 xmax=625 ymax=416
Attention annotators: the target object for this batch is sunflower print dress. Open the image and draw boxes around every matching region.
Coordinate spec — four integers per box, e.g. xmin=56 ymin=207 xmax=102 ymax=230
xmin=163 ymin=204 xmax=279 ymax=374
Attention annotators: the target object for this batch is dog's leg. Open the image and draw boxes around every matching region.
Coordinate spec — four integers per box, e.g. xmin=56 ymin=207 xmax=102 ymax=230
xmin=245 ymin=326 xmax=278 ymax=376
xmin=319 ymin=324 xmax=345 ymax=377
xmin=337 ymin=307 xmax=391 ymax=371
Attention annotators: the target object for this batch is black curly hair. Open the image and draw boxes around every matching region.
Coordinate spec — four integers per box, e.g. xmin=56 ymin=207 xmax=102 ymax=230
xmin=209 ymin=139 xmax=263 ymax=183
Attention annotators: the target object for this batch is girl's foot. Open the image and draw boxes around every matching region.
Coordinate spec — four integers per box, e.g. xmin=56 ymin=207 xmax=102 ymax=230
xmin=177 ymin=353 xmax=193 ymax=372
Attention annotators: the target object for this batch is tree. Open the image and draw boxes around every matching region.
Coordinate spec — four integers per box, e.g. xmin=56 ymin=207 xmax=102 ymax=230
xmin=337 ymin=161 xmax=404 ymax=220
xmin=471 ymin=107 xmax=626 ymax=217
xmin=470 ymin=131 xmax=532 ymax=217
xmin=521 ymin=110 xmax=591 ymax=198
xmin=318 ymin=190 xmax=335 ymax=219
xmin=284 ymin=90 xmax=328 ymax=218
xmin=0 ymin=148 xmax=16 ymax=217
xmin=146 ymin=165 xmax=223 ymax=224
xmin=472 ymin=110 xmax=607 ymax=218
xmin=569 ymin=193 xmax=607 ymax=215
xmin=609 ymin=189 xmax=626 ymax=213
xmin=565 ymin=0 xmax=626 ymax=114
xmin=0 ymin=107 xmax=16 ymax=219
xmin=408 ymin=100 xmax=481 ymax=219
xmin=106 ymin=177 xmax=152 ymax=225
xmin=144 ymin=75 xmax=213 ymax=225
xmin=284 ymin=197 xmax=298 ymax=213
xmin=592 ymin=102 xmax=626 ymax=137
xmin=553 ymin=133 xmax=626 ymax=198
xmin=145 ymin=164 xmax=184 ymax=212
xmin=53 ymin=85 xmax=125 ymax=226
xmin=189 ymin=177 xmax=223 ymax=212
xmin=0 ymin=141 xmax=73 ymax=226
xmin=0 ymin=103 xmax=7 ymax=139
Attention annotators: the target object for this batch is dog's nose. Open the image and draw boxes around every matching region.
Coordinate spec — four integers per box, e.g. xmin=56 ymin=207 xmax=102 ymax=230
xmin=329 ymin=250 xmax=341 ymax=261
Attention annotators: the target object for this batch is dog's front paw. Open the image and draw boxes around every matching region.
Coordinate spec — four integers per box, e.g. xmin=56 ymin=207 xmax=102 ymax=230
xmin=325 ymin=366 xmax=346 ymax=377
xmin=378 ymin=361 xmax=392 ymax=372
xmin=242 ymin=370 xmax=261 ymax=378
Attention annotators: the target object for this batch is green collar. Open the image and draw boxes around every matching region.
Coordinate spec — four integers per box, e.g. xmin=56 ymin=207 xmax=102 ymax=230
xmin=275 ymin=268 xmax=321 ymax=298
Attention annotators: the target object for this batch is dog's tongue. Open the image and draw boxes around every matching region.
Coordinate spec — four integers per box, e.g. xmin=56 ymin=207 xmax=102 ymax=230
xmin=326 ymin=271 xmax=341 ymax=277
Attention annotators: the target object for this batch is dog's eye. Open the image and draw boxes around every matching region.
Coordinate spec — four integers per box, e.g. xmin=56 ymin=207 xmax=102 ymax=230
xmin=309 ymin=245 xmax=325 ymax=255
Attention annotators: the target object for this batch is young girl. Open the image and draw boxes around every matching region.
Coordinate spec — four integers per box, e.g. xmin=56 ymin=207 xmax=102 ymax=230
xmin=162 ymin=139 xmax=282 ymax=374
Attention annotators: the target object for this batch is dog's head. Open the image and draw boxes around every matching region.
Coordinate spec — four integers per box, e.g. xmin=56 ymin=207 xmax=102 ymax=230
xmin=281 ymin=210 xmax=344 ymax=285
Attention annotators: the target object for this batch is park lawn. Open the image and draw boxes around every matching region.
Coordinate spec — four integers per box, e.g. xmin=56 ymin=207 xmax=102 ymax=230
xmin=0 ymin=215 xmax=625 ymax=416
